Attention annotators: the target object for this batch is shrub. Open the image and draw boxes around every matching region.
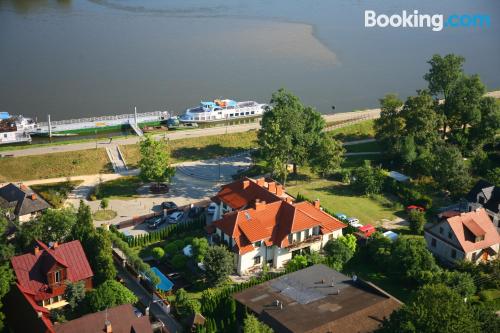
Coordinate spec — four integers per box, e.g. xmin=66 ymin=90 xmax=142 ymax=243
xmin=171 ymin=254 xmax=188 ymax=270
xmin=151 ymin=247 xmax=165 ymax=261
xmin=408 ymin=210 xmax=426 ymax=234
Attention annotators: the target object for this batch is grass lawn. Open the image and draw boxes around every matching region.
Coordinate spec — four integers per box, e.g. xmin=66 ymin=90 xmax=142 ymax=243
xmin=30 ymin=180 xmax=84 ymax=208
xmin=122 ymin=131 xmax=258 ymax=168
xmin=343 ymin=255 xmax=414 ymax=303
xmin=94 ymin=176 xmax=143 ymax=200
xmin=345 ymin=141 xmax=381 ymax=153
xmin=0 ymin=149 xmax=112 ymax=182
xmin=287 ymin=179 xmax=403 ymax=225
xmin=93 ymin=209 xmax=118 ymax=221
xmin=329 ymin=120 xmax=375 ymax=141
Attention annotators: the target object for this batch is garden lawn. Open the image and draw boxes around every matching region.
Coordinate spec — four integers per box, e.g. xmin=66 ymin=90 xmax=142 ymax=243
xmin=93 ymin=209 xmax=118 ymax=221
xmin=0 ymin=149 xmax=111 ymax=182
xmin=121 ymin=131 xmax=258 ymax=168
xmin=286 ymin=179 xmax=402 ymax=225
xmin=329 ymin=120 xmax=375 ymax=141
xmin=30 ymin=180 xmax=84 ymax=208
xmin=344 ymin=141 xmax=381 ymax=153
xmin=95 ymin=176 xmax=142 ymax=200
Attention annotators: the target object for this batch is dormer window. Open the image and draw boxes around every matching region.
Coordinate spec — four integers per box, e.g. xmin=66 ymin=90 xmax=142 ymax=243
xmin=475 ymin=235 xmax=484 ymax=242
xmin=54 ymin=270 xmax=61 ymax=283
xmin=254 ymin=241 xmax=262 ymax=247
xmin=478 ymin=196 xmax=485 ymax=205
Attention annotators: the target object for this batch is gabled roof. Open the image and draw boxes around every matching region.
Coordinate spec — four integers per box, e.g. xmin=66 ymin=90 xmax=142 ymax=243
xmin=214 ymin=199 xmax=345 ymax=254
xmin=465 ymin=179 xmax=499 ymax=213
xmin=215 ymin=177 xmax=284 ymax=210
xmin=11 ymin=240 xmax=93 ymax=301
xmin=484 ymin=187 xmax=500 ymax=214
xmin=446 ymin=209 xmax=500 ymax=253
xmin=0 ymin=183 xmax=50 ymax=216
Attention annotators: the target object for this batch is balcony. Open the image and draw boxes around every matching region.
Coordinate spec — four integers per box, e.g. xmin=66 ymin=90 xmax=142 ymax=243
xmin=286 ymin=235 xmax=322 ymax=250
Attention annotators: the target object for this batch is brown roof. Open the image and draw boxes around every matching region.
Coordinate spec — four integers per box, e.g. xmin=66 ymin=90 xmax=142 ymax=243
xmin=11 ymin=240 xmax=93 ymax=301
xmin=233 ymin=264 xmax=402 ymax=333
xmin=213 ymin=200 xmax=345 ymax=254
xmin=0 ymin=183 xmax=50 ymax=217
xmin=54 ymin=304 xmax=152 ymax=333
xmin=445 ymin=209 xmax=500 ymax=253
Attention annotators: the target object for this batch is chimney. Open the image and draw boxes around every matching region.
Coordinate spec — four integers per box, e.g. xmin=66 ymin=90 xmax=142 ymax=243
xmin=276 ymin=184 xmax=284 ymax=196
xmin=256 ymin=178 xmax=265 ymax=187
xmin=105 ymin=320 xmax=112 ymax=333
xmin=313 ymin=199 xmax=321 ymax=209
xmin=30 ymin=194 xmax=37 ymax=200
xmin=34 ymin=246 xmax=40 ymax=256
xmin=52 ymin=242 xmax=59 ymax=249
xmin=37 ymin=311 xmax=43 ymax=318
xmin=255 ymin=200 xmax=266 ymax=211
xmin=285 ymin=197 xmax=293 ymax=204
xmin=268 ymin=182 xmax=276 ymax=193
xmin=243 ymin=180 xmax=250 ymax=189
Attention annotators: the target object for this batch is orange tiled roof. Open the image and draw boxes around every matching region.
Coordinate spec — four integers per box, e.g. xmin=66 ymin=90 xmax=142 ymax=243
xmin=215 ymin=177 xmax=284 ymax=210
xmin=213 ymin=199 xmax=345 ymax=254
xmin=447 ymin=209 xmax=500 ymax=253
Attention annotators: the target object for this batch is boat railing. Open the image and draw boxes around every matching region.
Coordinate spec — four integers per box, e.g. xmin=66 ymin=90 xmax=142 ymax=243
xmin=38 ymin=111 xmax=169 ymax=127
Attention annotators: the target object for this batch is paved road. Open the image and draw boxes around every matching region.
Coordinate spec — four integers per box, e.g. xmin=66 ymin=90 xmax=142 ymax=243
xmin=2 ymin=109 xmax=381 ymax=158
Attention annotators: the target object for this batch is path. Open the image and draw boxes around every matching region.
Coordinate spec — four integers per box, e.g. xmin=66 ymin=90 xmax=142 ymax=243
xmin=342 ymin=138 xmax=376 ymax=146
xmin=106 ymin=144 xmax=128 ymax=173
xmin=115 ymin=263 xmax=182 ymax=333
xmin=2 ymin=109 xmax=381 ymax=158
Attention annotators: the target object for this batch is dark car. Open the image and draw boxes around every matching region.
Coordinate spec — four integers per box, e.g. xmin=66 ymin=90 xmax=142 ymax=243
xmin=162 ymin=201 xmax=178 ymax=211
xmin=147 ymin=216 xmax=165 ymax=229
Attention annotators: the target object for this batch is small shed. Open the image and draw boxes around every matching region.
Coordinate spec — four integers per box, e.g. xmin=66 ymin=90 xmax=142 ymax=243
xmin=388 ymin=171 xmax=410 ymax=182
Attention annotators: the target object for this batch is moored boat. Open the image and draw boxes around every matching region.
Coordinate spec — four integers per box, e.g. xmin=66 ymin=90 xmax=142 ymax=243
xmin=0 ymin=112 xmax=33 ymax=145
xmin=179 ymin=99 xmax=267 ymax=123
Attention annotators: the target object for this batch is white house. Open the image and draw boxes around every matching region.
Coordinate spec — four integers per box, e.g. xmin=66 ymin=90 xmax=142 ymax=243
xmin=209 ymin=177 xmax=346 ymax=274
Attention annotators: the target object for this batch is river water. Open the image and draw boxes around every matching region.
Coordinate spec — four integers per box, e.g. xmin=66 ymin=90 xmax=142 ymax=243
xmin=1 ymin=0 xmax=499 ymax=121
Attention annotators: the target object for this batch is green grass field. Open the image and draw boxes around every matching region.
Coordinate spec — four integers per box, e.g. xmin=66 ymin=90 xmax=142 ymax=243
xmin=344 ymin=140 xmax=381 ymax=153
xmin=93 ymin=176 xmax=143 ymax=200
xmin=329 ymin=120 xmax=375 ymax=141
xmin=93 ymin=209 xmax=118 ymax=221
xmin=30 ymin=180 xmax=84 ymax=208
xmin=0 ymin=149 xmax=112 ymax=182
xmin=287 ymin=179 xmax=402 ymax=225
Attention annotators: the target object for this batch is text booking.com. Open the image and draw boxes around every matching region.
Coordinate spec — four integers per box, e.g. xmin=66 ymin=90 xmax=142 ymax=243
xmin=365 ymin=10 xmax=491 ymax=31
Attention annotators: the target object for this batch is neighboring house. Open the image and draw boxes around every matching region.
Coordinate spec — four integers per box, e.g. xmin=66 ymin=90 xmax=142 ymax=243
xmin=234 ymin=264 xmax=402 ymax=333
xmin=0 ymin=183 xmax=50 ymax=222
xmin=424 ymin=209 xmax=500 ymax=264
xmin=210 ymin=177 xmax=345 ymax=274
xmin=10 ymin=240 xmax=93 ymax=310
xmin=465 ymin=179 xmax=499 ymax=228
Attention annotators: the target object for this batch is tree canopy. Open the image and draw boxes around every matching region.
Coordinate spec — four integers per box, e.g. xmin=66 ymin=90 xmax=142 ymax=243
xmin=202 ymin=245 xmax=234 ymax=286
xmin=138 ymin=135 xmax=176 ymax=186
xmin=86 ymin=280 xmax=137 ymax=312
xmin=243 ymin=314 xmax=274 ymax=333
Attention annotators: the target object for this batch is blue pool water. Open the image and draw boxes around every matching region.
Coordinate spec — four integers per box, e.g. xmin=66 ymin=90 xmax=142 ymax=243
xmin=151 ymin=267 xmax=174 ymax=292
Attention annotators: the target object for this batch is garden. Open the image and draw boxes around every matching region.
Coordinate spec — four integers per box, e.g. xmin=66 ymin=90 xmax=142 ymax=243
xmin=30 ymin=180 xmax=83 ymax=208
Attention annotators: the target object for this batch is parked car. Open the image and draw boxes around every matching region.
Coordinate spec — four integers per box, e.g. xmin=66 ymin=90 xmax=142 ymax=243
xmin=347 ymin=217 xmax=363 ymax=228
xmin=207 ymin=203 xmax=218 ymax=215
xmin=147 ymin=216 xmax=165 ymax=229
xmin=168 ymin=211 xmax=184 ymax=224
xmin=334 ymin=212 xmax=348 ymax=221
xmin=406 ymin=205 xmax=425 ymax=212
xmin=162 ymin=201 xmax=178 ymax=211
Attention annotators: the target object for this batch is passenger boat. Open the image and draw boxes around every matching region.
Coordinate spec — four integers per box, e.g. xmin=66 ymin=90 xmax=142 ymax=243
xmin=0 ymin=112 xmax=34 ymax=144
xmin=179 ymin=99 xmax=267 ymax=123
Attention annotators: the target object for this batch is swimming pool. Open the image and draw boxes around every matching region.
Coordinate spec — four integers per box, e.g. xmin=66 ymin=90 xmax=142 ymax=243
xmin=151 ymin=267 xmax=174 ymax=292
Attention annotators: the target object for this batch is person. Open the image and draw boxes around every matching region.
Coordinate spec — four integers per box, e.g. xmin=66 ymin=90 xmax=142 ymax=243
xmin=109 ymin=137 xmax=113 ymax=144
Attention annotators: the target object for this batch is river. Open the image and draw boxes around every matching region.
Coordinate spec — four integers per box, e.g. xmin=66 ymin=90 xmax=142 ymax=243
xmin=1 ymin=0 xmax=499 ymax=121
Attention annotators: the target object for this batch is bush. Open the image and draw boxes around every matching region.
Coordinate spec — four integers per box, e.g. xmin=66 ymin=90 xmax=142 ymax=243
xmin=151 ymin=247 xmax=165 ymax=261
xmin=408 ymin=210 xmax=426 ymax=234
xmin=171 ymin=254 xmax=188 ymax=270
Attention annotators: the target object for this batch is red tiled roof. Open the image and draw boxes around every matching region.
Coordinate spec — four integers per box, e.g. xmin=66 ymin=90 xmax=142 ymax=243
xmin=215 ymin=177 xmax=283 ymax=210
xmin=11 ymin=240 xmax=93 ymax=301
xmin=447 ymin=209 xmax=500 ymax=253
xmin=213 ymin=200 xmax=345 ymax=254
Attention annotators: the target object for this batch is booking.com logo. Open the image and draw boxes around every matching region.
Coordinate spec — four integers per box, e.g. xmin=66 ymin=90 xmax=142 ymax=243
xmin=365 ymin=10 xmax=491 ymax=31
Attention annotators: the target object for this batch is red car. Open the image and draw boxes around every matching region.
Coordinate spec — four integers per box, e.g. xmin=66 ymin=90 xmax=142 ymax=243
xmin=406 ymin=205 xmax=425 ymax=212
xmin=358 ymin=224 xmax=376 ymax=238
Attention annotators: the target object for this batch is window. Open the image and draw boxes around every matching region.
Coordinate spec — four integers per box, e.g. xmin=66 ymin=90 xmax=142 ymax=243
xmin=251 ymin=111 xmax=255 ymax=114
xmin=304 ymin=229 xmax=310 ymax=238
xmin=451 ymin=249 xmax=457 ymax=259
xmin=431 ymin=238 xmax=436 ymax=247
xmin=54 ymin=271 xmax=61 ymax=283
xmin=478 ymin=196 xmax=485 ymax=205
xmin=254 ymin=241 xmax=262 ymax=247
xmin=313 ymin=226 xmax=320 ymax=235
xmin=472 ymin=252 xmax=477 ymax=261
xmin=253 ymin=256 xmax=261 ymax=265
xmin=295 ymin=232 xmax=302 ymax=242
xmin=288 ymin=234 xmax=293 ymax=244
xmin=230 ymin=114 xmax=234 ymax=117
xmin=329 ymin=234 xmax=334 ymax=240
xmin=448 ymin=232 xmax=453 ymax=240
xmin=439 ymin=227 xmax=443 ymax=234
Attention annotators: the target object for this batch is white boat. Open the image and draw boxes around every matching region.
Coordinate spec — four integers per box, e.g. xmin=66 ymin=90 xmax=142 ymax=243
xmin=0 ymin=112 xmax=34 ymax=145
xmin=179 ymin=99 xmax=267 ymax=123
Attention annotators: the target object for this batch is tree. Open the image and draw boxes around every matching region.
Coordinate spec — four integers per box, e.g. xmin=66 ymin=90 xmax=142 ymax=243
xmin=390 ymin=237 xmax=438 ymax=282
xmin=192 ymin=237 xmax=209 ymax=262
xmin=352 ymin=160 xmax=386 ymax=195
xmin=485 ymin=167 xmax=500 ymax=186
xmin=285 ymin=255 xmax=308 ymax=272
xmin=151 ymin=247 xmax=165 ymax=261
xmin=171 ymin=254 xmax=188 ymax=270
xmin=85 ymin=228 xmax=116 ymax=285
xmin=324 ymin=237 xmax=355 ymax=270
xmin=310 ymin=134 xmax=345 ymax=177
xmin=138 ymin=135 xmax=175 ymax=188
xmin=417 ymin=270 xmax=476 ymax=298
xmin=86 ymin=280 xmax=137 ymax=312
xmin=469 ymin=96 xmax=500 ymax=148
xmin=64 ymin=280 xmax=86 ymax=310
xmin=338 ymin=234 xmax=357 ymax=253
xmin=203 ymin=245 xmax=234 ymax=286
xmin=0 ymin=263 xmax=14 ymax=331
xmin=100 ymin=198 xmax=109 ymax=210
xmin=71 ymin=200 xmax=94 ymax=242
xmin=431 ymin=143 xmax=471 ymax=197
xmin=377 ymin=284 xmax=481 ymax=333
xmin=174 ymin=288 xmax=201 ymax=317
xmin=367 ymin=232 xmax=392 ymax=267
xmin=374 ymin=94 xmax=405 ymax=158
xmin=243 ymin=314 xmax=274 ymax=333
xmin=408 ymin=210 xmax=426 ymax=234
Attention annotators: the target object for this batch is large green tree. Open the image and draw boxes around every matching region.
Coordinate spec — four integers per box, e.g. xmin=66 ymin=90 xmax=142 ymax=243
xmin=352 ymin=160 xmax=386 ymax=195
xmin=310 ymin=134 xmax=345 ymax=177
xmin=374 ymin=94 xmax=405 ymax=159
xmin=64 ymin=280 xmax=86 ymax=310
xmin=377 ymin=284 xmax=481 ymax=333
xmin=390 ymin=237 xmax=438 ymax=282
xmin=431 ymin=143 xmax=471 ymax=197
xmin=85 ymin=280 xmax=137 ymax=312
xmin=138 ymin=135 xmax=175 ymax=188
xmin=202 ymin=245 xmax=233 ymax=286
xmin=324 ymin=236 xmax=355 ymax=270
xmin=84 ymin=228 xmax=117 ymax=285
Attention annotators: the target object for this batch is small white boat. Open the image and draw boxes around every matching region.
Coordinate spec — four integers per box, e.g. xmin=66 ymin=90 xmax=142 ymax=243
xmin=0 ymin=112 xmax=34 ymax=145
xmin=179 ymin=99 xmax=267 ymax=123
